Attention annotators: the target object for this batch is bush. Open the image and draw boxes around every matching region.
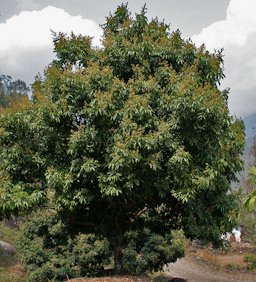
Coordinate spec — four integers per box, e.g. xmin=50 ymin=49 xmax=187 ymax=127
xmin=122 ymin=229 xmax=185 ymax=274
xmin=19 ymin=211 xmax=111 ymax=282
xmin=71 ymin=233 xmax=112 ymax=277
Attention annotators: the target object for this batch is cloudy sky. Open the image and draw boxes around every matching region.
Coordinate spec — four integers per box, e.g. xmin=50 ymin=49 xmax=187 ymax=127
xmin=0 ymin=0 xmax=255 ymax=120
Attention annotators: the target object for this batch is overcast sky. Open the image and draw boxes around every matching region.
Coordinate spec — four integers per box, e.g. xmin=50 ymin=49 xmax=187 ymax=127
xmin=0 ymin=0 xmax=255 ymax=119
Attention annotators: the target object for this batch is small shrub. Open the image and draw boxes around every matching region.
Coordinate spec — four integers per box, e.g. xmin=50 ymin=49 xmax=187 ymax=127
xmin=122 ymin=229 xmax=185 ymax=274
xmin=71 ymin=233 xmax=112 ymax=277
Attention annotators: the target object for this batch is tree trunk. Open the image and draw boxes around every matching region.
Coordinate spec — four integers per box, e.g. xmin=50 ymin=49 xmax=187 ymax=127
xmin=113 ymin=236 xmax=123 ymax=274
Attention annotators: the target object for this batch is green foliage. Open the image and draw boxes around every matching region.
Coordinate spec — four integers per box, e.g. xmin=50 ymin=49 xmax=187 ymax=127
xmin=242 ymin=167 xmax=256 ymax=212
xmin=19 ymin=211 xmax=111 ymax=281
xmin=243 ymin=190 xmax=256 ymax=213
xmin=122 ymin=229 xmax=185 ymax=274
xmin=52 ymin=31 xmax=93 ymax=69
xmin=0 ymin=4 xmax=245 ymax=274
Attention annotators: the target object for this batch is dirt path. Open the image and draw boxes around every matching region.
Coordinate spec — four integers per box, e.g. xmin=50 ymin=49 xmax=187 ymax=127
xmin=165 ymin=257 xmax=255 ymax=282
xmin=164 ymin=244 xmax=256 ymax=282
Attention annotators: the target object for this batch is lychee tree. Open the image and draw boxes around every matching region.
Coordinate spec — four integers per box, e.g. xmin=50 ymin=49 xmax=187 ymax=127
xmin=0 ymin=4 xmax=244 ymax=274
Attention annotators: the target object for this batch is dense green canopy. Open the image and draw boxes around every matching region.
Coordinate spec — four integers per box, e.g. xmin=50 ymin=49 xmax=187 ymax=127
xmin=0 ymin=4 xmax=244 ymax=273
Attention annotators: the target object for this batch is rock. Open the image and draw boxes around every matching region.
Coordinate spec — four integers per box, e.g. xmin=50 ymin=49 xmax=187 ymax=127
xmin=0 ymin=240 xmax=17 ymax=256
xmin=153 ymin=272 xmax=186 ymax=282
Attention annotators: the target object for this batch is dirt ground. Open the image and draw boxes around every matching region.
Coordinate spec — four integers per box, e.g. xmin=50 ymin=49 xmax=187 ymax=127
xmin=164 ymin=242 xmax=256 ymax=282
xmin=68 ymin=242 xmax=256 ymax=282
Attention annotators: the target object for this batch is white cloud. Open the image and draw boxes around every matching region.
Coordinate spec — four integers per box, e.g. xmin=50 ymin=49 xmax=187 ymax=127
xmin=192 ymin=0 xmax=256 ymax=50
xmin=0 ymin=6 xmax=103 ymax=84
xmin=191 ymin=0 xmax=256 ymax=118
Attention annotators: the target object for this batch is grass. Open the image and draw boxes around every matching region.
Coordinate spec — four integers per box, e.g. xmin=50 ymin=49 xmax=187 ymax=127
xmin=0 ymin=221 xmax=21 ymax=245
xmin=244 ymin=254 xmax=256 ymax=270
xmin=0 ymin=221 xmax=26 ymax=282
xmin=225 ymin=263 xmax=245 ymax=271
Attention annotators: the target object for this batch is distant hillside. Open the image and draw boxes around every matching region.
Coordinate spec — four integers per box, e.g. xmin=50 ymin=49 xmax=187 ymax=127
xmin=232 ymin=113 xmax=256 ymax=190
